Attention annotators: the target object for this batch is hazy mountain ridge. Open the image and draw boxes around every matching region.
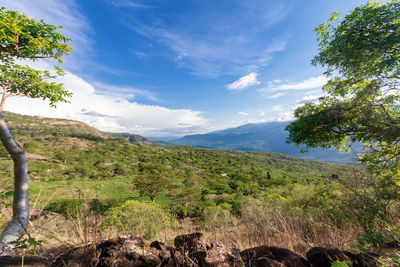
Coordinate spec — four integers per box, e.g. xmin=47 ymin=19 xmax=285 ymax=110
xmin=172 ymin=121 xmax=358 ymax=164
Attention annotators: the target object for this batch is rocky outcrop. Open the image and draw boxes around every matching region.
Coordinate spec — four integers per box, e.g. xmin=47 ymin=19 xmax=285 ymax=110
xmin=1 ymin=233 xmax=398 ymax=267
xmin=51 ymin=236 xmax=172 ymax=267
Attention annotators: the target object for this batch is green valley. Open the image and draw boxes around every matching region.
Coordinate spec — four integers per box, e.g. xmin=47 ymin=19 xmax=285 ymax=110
xmin=1 ymin=112 xmax=346 ymax=217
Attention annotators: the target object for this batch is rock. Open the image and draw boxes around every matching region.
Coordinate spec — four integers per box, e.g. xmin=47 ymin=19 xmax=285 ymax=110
xmin=51 ymin=244 xmax=98 ymax=267
xmin=174 ymin=232 xmax=206 ymax=266
xmin=354 ymin=252 xmax=380 ymax=267
xmin=174 ymin=232 xmax=204 ymax=253
xmin=150 ymin=240 xmax=167 ymax=251
xmin=173 ymin=232 xmax=243 ymax=266
xmin=123 ymin=235 xmax=145 ymax=249
xmin=149 ymin=241 xmax=172 ymax=266
xmin=306 ymin=247 xmax=355 ymax=267
xmin=52 ymin=236 xmax=169 ymax=267
xmin=202 ymin=241 xmax=242 ymax=267
xmin=0 ymin=256 xmax=48 ymax=267
xmin=377 ymin=241 xmax=400 ymax=258
xmin=241 ymin=245 xmax=310 ymax=267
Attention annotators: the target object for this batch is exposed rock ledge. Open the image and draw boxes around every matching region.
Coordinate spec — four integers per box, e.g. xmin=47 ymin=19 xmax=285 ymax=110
xmin=0 ymin=232 xmax=398 ymax=266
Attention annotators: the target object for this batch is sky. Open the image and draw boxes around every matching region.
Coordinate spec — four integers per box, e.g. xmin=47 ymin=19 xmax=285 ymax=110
xmin=0 ymin=0 xmax=369 ymax=137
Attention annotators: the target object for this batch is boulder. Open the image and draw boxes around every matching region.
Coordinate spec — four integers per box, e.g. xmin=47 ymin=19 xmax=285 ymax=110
xmin=203 ymin=241 xmax=242 ymax=267
xmin=306 ymin=247 xmax=355 ymax=267
xmin=377 ymin=241 xmax=400 ymax=258
xmin=173 ymin=232 xmax=242 ymax=266
xmin=306 ymin=247 xmax=385 ymax=267
xmin=353 ymin=252 xmax=380 ymax=267
xmin=51 ymin=244 xmax=97 ymax=267
xmin=241 ymin=245 xmax=310 ymax=267
xmin=0 ymin=256 xmax=48 ymax=267
xmin=174 ymin=232 xmax=205 ymax=253
xmin=174 ymin=232 xmax=207 ymax=266
xmin=149 ymin=241 xmax=173 ymax=266
xmin=52 ymin=236 xmax=170 ymax=267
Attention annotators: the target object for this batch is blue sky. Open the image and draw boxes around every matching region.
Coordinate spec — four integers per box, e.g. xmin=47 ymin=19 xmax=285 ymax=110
xmin=0 ymin=0 xmax=369 ymax=137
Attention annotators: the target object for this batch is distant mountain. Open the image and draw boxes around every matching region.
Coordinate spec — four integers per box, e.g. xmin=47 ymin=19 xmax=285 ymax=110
xmin=172 ymin=121 xmax=360 ymax=164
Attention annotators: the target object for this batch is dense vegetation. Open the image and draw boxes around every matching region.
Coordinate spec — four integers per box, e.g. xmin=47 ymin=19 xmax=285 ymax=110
xmin=1 ymin=112 xmax=398 ymax=253
xmin=0 ymin=112 xmax=345 ymax=218
xmin=287 ymin=0 xmax=400 ymax=250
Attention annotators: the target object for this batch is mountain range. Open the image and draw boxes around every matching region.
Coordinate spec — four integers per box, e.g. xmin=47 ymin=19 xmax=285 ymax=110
xmin=171 ymin=121 xmax=360 ymax=164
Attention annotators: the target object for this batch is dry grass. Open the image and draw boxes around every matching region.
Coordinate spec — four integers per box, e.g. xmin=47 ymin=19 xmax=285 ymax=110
xmin=2 ymin=193 xmax=397 ymax=257
xmin=199 ymin=200 xmax=361 ymax=256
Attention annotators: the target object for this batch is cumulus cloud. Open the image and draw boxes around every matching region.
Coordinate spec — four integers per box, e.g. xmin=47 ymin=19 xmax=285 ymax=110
xmin=263 ymin=76 xmax=329 ymax=91
xmin=4 ymin=71 xmax=209 ymax=137
xmin=238 ymin=112 xmax=249 ymax=116
xmin=227 ymin=72 xmax=260 ymax=90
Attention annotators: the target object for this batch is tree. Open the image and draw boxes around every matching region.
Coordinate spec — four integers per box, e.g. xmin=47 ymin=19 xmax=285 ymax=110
xmin=286 ymin=0 xmax=400 ymax=239
xmin=0 ymin=7 xmax=71 ymax=255
xmin=133 ymin=162 xmax=172 ymax=202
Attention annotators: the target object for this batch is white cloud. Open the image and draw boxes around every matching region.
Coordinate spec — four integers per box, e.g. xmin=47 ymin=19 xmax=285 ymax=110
xmin=268 ymin=105 xmax=294 ymax=121
xmin=121 ymin=2 xmax=289 ymax=76
xmin=134 ymin=51 xmax=147 ymax=58
xmin=266 ymin=92 xmax=286 ymax=99
xmin=109 ymin=0 xmax=155 ymax=8
xmin=4 ymin=71 xmax=209 ymax=137
xmin=264 ymin=76 xmax=329 ymax=91
xmin=238 ymin=112 xmax=249 ymax=116
xmin=90 ymin=81 xmax=159 ymax=102
xmin=227 ymin=72 xmax=260 ymax=90
xmin=295 ymin=94 xmax=323 ymax=104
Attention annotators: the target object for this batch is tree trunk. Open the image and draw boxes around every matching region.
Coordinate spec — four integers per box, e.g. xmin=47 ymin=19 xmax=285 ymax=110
xmin=0 ymin=112 xmax=29 ymax=256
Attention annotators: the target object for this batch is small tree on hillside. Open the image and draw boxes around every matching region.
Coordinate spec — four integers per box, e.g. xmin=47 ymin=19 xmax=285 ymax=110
xmin=133 ymin=162 xmax=172 ymax=202
xmin=0 ymin=7 xmax=71 ymax=255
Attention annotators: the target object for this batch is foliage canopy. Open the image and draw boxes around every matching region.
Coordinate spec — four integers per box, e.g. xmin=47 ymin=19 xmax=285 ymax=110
xmin=0 ymin=7 xmax=71 ymax=62
xmin=286 ymin=1 xmax=400 ymax=236
xmin=0 ymin=7 xmax=72 ymax=111
xmin=286 ymin=1 xmax=400 ymax=182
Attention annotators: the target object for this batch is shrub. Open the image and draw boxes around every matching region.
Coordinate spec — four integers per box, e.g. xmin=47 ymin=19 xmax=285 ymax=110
xmin=45 ymin=199 xmax=83 ymax=218
xmin=104 ymin=200 xmax=177 ymax=240
xmin=202 ymin=205 xmax=237 ymax=231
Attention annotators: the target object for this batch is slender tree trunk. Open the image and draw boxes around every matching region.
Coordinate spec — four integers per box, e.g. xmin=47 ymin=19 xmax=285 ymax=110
xmin=0 ymin=112 xmax=29 ymax=256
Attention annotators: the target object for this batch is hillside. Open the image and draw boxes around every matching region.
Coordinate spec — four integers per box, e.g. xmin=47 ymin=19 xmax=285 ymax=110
xmin=172 ymin=121 xmax=360 ymax=164
xmin=0 ymin=112 xmax=351 ymax=217
xmin=5 ymin=112 xmax=150 ymax=144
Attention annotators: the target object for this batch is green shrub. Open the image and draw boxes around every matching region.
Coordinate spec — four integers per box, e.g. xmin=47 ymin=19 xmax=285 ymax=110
xmin=331 ymin=260 xmax=349 ymax=267
xmin=104 ymin=200 xmax=177 ymax=239
xmin=45 ymin=199 xmax=83 ymax=218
